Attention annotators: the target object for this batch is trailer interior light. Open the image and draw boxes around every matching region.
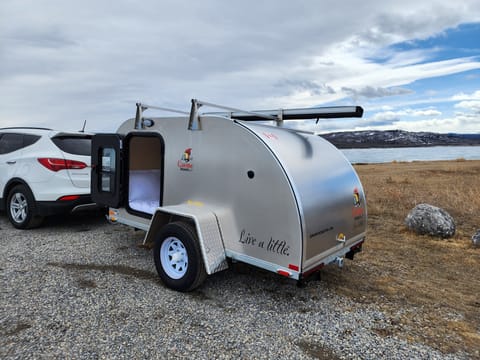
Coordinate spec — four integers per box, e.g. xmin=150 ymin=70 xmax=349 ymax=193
xmin=277 ymin=269 xmax=292 ymax=277
xmin=288 ymin=264 xmax=299 ymax=271
xmin=38 ymin=158 xmax=87 ymax=172
xmin=58 ymin=195 xmax=80 ymax=201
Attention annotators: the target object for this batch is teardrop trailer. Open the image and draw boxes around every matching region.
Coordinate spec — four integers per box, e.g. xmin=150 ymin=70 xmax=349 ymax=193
xmin=91 ymin=99 xmax=367 ymax=291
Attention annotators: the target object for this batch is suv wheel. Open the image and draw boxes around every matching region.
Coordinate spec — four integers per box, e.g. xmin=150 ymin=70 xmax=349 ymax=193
xmin=7 ymin=185 xmax=44 ymax=229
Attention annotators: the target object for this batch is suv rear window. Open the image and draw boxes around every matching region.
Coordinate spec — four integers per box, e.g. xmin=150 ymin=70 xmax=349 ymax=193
xmin=52 ymin=136 xmax=92 ymax=156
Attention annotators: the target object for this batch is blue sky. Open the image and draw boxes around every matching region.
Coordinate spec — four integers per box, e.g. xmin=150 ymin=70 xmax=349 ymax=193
xmin=331 ymin=23 xmax=480 ymax=133
xmin=0 ymin=1 xmax=479 ymax=133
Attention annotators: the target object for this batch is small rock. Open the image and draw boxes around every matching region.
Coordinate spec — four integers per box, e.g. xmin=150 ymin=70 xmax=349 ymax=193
xmin=405 ymin=203 xmax=455 ymax=238
xmin=472 ymin=230 xmax=480 ymax=247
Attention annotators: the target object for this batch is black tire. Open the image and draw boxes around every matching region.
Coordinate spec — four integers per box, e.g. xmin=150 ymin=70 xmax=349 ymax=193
xmin=6 ymin=184 xmax=44 ymax=229
xmin=153 ymin=221 xmax=207 ymax=292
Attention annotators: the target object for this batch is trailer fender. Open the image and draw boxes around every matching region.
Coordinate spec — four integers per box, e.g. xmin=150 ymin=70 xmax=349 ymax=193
xmin=145 ymin=204 xmax=229 ymax=275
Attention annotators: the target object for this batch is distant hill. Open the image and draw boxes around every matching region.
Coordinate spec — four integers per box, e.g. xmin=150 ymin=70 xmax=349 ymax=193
xmin=320 ymin=130 xmax=480 ymax=149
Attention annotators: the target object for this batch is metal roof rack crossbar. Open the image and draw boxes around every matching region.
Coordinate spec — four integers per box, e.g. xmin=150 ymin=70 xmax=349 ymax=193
xmin=135 ymin=102 xmax=189 ymax=129
xmin=134 ymin=99 xmax=363 ymax=131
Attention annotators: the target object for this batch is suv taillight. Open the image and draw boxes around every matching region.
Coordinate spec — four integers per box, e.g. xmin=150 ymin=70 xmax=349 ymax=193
xmin=38 ymin=158 xmax=87 ymax=172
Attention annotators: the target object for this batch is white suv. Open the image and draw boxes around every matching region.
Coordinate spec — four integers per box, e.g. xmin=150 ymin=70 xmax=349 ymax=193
xmin=0 ymin=127 xmax=95 ymax=229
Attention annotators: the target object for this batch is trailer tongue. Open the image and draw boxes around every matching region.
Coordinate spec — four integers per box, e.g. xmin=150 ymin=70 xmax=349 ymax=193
xmin=91 ymin=99 xmax=367 ymax=291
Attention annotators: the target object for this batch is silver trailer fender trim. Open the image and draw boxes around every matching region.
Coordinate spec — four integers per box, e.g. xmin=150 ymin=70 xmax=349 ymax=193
xmin=144 ymin=204 xmax=229 ymax=275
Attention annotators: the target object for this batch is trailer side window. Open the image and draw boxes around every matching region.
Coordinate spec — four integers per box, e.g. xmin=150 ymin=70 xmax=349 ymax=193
xmin=100 ymin=147 xmax=116 ymax=192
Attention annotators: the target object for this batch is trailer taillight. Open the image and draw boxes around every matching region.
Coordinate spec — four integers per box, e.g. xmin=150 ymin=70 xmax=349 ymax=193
xmin=38 ymin=158 xmax=87 ymax=172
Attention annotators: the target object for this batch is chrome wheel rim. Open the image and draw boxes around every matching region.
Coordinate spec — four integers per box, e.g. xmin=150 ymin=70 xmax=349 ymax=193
xmin=160 ymin=237 xmax=188 ymax=279
xmin=10 ymin=192 xmax=28 ymax=223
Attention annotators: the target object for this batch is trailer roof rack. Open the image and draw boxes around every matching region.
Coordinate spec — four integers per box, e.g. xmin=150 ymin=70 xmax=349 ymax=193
xmin=134 ymin=99 xmax=363 ymax=131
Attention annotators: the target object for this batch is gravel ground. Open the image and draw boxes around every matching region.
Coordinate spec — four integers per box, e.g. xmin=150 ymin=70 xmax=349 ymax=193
xmin=0 ymin=212 xmax=471 ymax=360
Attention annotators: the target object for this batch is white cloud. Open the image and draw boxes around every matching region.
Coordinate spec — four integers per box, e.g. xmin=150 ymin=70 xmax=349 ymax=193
xmin=372 ymin=111 xmax=401 ymax=122
xmin=450 ymin=90 xmax=480 ymax=121
xmin=372 ymin=108 xmax=442 ymax=121
xmin=310 ymin=105 xmax=477 ymax=134
xmin=451 ymin=90 xmax=480 ymax=101
xmin=411 ymin=109 xmax=442 ymax=116
xmin=0 ymin=1 xmax=480 ymax=132
xmin=388 ymin=115 xmax=480 ymax=133
xmin=317 ymin=113 xmax=480 ymax=133
xmin=341 ymin=86 xmax=413 ymax=99
xmin=270 ymin=55 xmax=480 ymax=109
xmin=454 ymin=100 xmax=480 ymax=113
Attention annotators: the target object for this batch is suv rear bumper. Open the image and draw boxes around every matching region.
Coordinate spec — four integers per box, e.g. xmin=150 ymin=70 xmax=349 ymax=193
xmin=36 ymin=195 xmax=99 ymax=216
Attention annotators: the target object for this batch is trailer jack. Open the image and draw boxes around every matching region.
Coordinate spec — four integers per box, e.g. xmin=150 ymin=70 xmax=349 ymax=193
xmin=333 ymin=256 xmax=344 ymax=268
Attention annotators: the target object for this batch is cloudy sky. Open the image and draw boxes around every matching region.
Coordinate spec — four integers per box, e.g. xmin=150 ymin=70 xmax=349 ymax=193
xmin=1 ymin=0 xmax=479 ymax=133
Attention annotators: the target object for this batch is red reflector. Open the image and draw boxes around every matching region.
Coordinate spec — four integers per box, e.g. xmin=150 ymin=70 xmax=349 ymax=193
xmin=277 ymin=269 xmax=291 ymax=277
xmin=58 ymin=195 xmax=80 ymax=201
xmin=288 ymin=264 xmax=299 ymax=271
xmin=38 ymin=158 xmax=87 ymax=172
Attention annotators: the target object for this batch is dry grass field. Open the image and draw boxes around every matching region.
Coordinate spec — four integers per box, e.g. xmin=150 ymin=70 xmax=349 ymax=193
xmin=323 ymin=160 xmax=480 ymax=357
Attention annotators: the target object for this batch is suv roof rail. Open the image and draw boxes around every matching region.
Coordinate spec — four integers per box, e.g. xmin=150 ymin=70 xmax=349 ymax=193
xmin=0 ymin=126 xmax=53 ymax=131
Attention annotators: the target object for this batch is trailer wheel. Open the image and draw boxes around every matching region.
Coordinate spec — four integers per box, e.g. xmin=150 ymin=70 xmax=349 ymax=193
xmin=153 ymin=221 xmax=207 ymax=292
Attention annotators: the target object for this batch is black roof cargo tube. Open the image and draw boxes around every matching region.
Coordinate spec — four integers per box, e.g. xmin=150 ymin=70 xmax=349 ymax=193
xmin=224 ymin=106 xmax=364 ymax=121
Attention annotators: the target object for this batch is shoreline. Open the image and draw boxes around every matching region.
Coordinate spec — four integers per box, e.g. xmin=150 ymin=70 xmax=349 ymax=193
xmin=336 ymin=143 xmax=480 ymax=149
xmin=341 ymin=146 xmax=480 ymax=164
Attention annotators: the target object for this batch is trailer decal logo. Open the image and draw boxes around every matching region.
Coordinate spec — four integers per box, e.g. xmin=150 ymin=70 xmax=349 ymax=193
xmin=310 ymin=226 xmax=334 ymax=238
xmin=353 ymin=187 xmax=361 ymax=207
xmin=239 ymin=229 xmax=257 ymax=246
xmin=267 ymin=238 xmax=290 ymax=256
xmin=239 ymin=229 xmax=290 ymax=256
xmin=178 ymin=148 xmax=193 ymax=171
xmin=352 ymin=187 xmax=364 ymax=217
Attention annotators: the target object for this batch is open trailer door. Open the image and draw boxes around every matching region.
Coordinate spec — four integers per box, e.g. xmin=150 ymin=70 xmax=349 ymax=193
xmin=91 ymin=134 xmax=124 ymax=208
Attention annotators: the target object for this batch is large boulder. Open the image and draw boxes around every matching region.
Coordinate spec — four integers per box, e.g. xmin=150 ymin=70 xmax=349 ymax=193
xmin=405 ymin=204 xmax=455 ymax=238
xmin=472 ymin=230 xmax=480 ymax=247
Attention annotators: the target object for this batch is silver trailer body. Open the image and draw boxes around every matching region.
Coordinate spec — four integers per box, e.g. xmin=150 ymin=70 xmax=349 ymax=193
xmin=91 ymin=100 xmax=367 ymax=291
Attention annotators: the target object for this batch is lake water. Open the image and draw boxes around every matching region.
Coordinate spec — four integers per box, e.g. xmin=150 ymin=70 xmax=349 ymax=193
xmin=341 ymin=146 xmax=480 ymax=164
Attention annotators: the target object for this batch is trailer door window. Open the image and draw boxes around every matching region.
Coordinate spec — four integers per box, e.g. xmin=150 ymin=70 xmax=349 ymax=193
xmin=100 ymin=148 xmax=116 ymax=192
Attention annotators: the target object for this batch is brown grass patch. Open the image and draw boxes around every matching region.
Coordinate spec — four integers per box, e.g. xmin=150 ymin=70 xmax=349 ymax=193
xmin=322 ymin=160 xmax=480 ymax=357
